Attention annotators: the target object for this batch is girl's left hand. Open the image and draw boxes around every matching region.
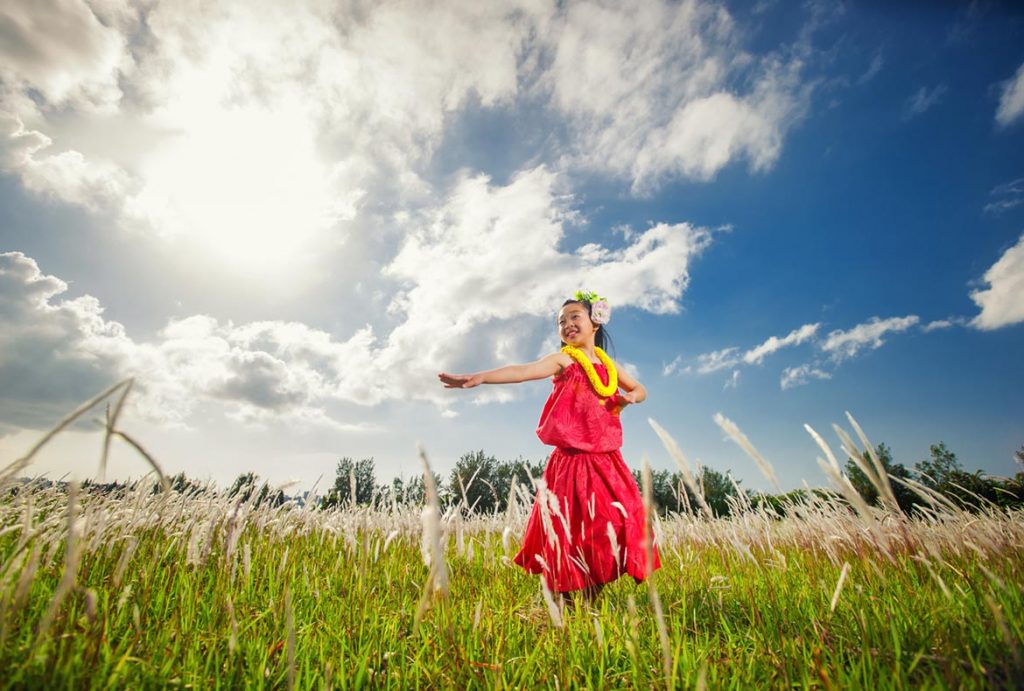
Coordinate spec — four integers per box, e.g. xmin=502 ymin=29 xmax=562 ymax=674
xmin=605 ymin=391 xmax=639 ymax=415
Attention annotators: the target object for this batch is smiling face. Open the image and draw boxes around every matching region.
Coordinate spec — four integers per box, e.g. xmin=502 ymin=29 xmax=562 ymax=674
xmin=558 ymin=302 xmax=598 ymax=348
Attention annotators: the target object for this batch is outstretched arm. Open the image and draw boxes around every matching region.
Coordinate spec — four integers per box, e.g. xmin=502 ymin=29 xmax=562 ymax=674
xmin=439 ymin=352 xmax=567 ymax=389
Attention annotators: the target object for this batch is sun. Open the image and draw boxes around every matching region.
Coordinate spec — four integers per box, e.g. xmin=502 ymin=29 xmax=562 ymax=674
xmin=131 ymin=101 xmax=351 ymax=274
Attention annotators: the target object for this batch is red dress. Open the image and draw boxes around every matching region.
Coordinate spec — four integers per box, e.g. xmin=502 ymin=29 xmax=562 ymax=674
xmin=513 ymin=361 xmax=660 ymax=592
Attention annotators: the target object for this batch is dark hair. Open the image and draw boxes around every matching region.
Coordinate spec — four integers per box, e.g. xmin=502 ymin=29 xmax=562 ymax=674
xmin=560 ymin=299 xmax=614 ymax=354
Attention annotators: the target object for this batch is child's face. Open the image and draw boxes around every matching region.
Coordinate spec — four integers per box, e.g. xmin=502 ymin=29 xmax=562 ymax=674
xmin=558 ymin=303 xmax=597 ymax=347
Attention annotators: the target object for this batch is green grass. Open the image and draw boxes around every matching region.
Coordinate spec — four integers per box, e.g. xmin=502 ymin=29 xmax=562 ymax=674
xmin=2 ymin=485 xmax=1023 ymax=689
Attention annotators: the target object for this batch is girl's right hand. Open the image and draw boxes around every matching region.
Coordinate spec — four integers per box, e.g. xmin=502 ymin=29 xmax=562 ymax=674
xmin=438 ymin=372 xmax=483 ymax=389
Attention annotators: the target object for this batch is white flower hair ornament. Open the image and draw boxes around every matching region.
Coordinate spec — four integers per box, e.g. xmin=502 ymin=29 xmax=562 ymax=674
xmin=573 ymin=290 xmax=611 ymax=325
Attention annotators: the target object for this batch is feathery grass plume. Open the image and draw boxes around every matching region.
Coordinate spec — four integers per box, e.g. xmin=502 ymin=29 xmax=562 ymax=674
xmin=713 ymin=413 xmax=782 ymax=492
xmin=648 ymin=418 xmax=714 ymax=519
xmin=35 ymin=482 xmax=83 ymax=643
xmin=845 ymin=412 xmax=901 ymax=513
xmin=502 ymin=477 xmax=519 ymax=553
xmin=889 ymin=474 xmax=959 ymax=513
xmin=226 ymin=593 xmax=238 ymax=654
xmin=641 ymin=455 xmax=673 ymax=687
xmin=414 ymin=445 xmax=447 ymax=632
xmin=832 ymin=423 xmax=899 ymax=515
xmin=540 ymin=578 xmax=563 ymax=628
xmin=829 ymin=562 xmax=851 ymax=614
xmin=805 ymin=423 xmax=875 ymax=518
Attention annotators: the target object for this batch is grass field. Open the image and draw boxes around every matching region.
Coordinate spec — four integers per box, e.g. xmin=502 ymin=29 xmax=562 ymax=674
xmin=1 ymin=387 xmax=1022 ymax=688
xmin=1 ymin=472 xmax=1022 ymax=689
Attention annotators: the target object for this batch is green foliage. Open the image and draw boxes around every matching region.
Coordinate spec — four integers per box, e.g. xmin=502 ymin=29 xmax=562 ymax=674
xmin=322 ymin=457 xmax=377 ymax=509
xmin=228 ymin=472 xmax=284 ymax=508
xmin=631 ymin=467 xmax=740 ymax=517
xmin=839 ymin=441 xmax=1024 ymax=513
xmin=449 ymin=451 xmax=545 ymax=514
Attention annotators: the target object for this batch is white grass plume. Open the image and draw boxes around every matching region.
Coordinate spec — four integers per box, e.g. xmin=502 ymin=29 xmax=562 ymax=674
xmin=713 ymin=412 xmax=781 ymax=492
xmin=648 ymin=418 xmax=713 ymax=519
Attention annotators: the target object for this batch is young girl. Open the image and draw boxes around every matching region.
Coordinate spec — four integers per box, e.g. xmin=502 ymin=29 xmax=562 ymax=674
xmin=438 ymin=292 xmax=659 ymax=602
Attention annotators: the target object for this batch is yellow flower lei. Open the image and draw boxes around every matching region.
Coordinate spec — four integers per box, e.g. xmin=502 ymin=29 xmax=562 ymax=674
xmin=561 ymin=345 xmax=618 ymax=398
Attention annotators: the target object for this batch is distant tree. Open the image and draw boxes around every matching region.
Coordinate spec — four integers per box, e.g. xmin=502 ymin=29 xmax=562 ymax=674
xmin=447 ymin=452 xmax=545 ymax=514
xmin=169 ymin=472 xmax=205 ymax=496
xmin=492 ymin=456 xmax=546 ymax=511
xmin=914 ymin=442 xmax=962 ymax=490
xmin=227 ymin=472 xmax=284 ymax=508
xmin=229 ymin=472 xmax=258 ymax=502
xmin=631 ymin=468 xmax=704 ymax=517
xmin=322 ymin=457 xmax=377 ymax=508
xmin=399 ymin=472 xmax=445 ymax=507
xmin=449 ymin=450 xmax=500 ymax=513
xmin=1014 ymin=445 xmax=1024 ymax=468
xmin=700 ymin=468 xmax=739 ymax=518
xmin=844 ymin=442 xmax=918 ymax=512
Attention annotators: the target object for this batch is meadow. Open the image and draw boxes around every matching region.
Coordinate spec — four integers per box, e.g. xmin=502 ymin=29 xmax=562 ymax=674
xmin=1 ymin=382 xmax=1022 ymax=688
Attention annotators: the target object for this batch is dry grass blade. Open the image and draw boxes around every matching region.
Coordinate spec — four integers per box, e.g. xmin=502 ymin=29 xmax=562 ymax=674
xmin=829 ymin=562 xmax=851 ymax=614
xmin=285 ymin=586 xmax=296 ymax=691
xmin=846 ymin=412 xmax=901 ymax=513
xmin=414 ymin=445 xmax=447 ymax=633
xmin=0 ymin=379 xmax=132 ymax=484
xmin=100 ymin=379 xmax=134 ymax=480
xmin=642 ymin=455 xmax=673 ymax=688
xmin=112 ymin=430 xmax=168 ymax=491
xmin=648 ymin=418 xmax=713 ymax=519
xmin=814 ymin=456 xmax=874 ymax=520
xmin=713 ymin=413 xmax=781 ymax=492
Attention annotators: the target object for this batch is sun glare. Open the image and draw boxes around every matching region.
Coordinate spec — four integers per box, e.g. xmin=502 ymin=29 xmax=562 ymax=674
xmin=132 ymin=103 xmax=341 ymax=273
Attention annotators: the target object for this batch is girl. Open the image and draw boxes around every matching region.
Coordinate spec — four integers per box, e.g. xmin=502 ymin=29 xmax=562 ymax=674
xmin=438 ymin=292 xmax=659 ymax=603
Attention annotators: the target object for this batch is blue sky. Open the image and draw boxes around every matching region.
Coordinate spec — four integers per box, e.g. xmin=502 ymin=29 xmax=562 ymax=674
xmin=1 ymin=0 xmax=1022 ymax=493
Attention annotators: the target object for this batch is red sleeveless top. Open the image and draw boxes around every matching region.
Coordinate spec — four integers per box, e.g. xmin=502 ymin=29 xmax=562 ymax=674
xmin=535 ymin=361 xmax=622 ymax=452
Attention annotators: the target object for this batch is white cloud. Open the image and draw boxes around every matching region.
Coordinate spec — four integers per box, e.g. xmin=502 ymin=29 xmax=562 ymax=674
xmin=380 ymin=166 xmax=712 ymax=400
xmin=0 ymin=113 xmax=134 ymax=213
xmin=820 ymin=315 xmax=920 ymax=361
xmin=662 ymin=354 xmax=684 ymax=377
xmin=547 ymin=0 xmax=811 ymax=190
xmin=903 ymin=84 xmax=947 ymax=120
xmin=970 ymin=233 xmax=1024 ymax=330
xmin=0 ymin=0 xmax=818 ymax=255
xmin=856 ymin=49 xmax=884 ymax=85
xmin=984 ymin=177 xmax=1024 ymax=215
xmin=683 ymin=321 xmax=819 ymax=376
xmin=0 ymin=251 xmax=132 ymax=430
xmin=995 ymin=61 xmax=1024 ymax=128
xmin=1 ymin=170 xmax=712 ymax=428
xmin=742 ymin=322 xmax=819 ymax=365
xmin=779 ymin=364 xmax=830 ymax=390
xmin=724 ymin=369 xmax=741 ymax=390
xmin=694 ymin=347 xmax=741 ymax=375
xmin=922 ymin=317 xmax=966 ymax=332
xmin=0 ymin=0 xmax=126 ymax=109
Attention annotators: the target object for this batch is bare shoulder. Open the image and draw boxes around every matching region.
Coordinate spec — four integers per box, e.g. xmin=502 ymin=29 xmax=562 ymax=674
xmin=548 ymin=350 xmax=573 ymax=371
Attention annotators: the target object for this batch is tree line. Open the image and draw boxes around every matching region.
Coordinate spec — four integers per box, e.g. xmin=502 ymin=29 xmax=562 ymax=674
xmin=69 ymin=443 xmax=1024 ymax=517
xmin=316 ymin=442 xmax=1024 ymax=517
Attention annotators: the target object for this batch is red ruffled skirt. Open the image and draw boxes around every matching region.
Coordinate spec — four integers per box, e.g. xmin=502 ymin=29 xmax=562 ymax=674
xmin=513 ymin=447 xmax=660 ymax=592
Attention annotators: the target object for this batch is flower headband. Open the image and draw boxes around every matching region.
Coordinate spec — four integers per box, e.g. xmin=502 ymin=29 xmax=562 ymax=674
xmin=573 ymin=290 xmax=611 ymax=325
